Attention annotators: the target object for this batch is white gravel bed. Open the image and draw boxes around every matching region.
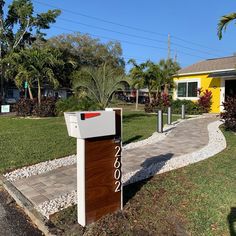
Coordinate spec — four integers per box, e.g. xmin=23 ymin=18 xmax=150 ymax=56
xmin=4 ymin=155 xmax=76 ymax=182
xmin=36 ymin=190 xmax=77 ymax=219
xmin=122 ymin=120 xmax=226 ymax=185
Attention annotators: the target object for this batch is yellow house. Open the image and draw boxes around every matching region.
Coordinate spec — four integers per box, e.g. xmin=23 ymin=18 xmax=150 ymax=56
xmin=173 ymin=55 xmax=236 ymax=113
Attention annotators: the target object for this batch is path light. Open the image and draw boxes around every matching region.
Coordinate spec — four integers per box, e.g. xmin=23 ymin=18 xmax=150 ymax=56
xmin=181 ymin=104 xmax=186 ymax=119
xmin=167 ymin=107 xmax=172 ymax=125
xmin=157 ymin=110 xmax=163 ymax=133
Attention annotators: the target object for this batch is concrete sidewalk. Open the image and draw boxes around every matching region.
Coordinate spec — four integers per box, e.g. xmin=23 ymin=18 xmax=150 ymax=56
xmin=10 ymin=116 xmax=218 ymax=214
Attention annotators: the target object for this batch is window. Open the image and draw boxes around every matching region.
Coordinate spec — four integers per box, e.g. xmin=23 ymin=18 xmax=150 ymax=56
xmin=177 ymin=82 xmax=198 ymax=98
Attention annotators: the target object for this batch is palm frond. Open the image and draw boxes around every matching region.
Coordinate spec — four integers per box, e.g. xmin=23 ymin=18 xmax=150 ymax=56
xmin=217 ymin=12 xmax=236 ymax=39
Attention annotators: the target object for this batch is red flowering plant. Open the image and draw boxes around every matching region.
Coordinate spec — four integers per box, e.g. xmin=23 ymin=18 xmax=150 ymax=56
xmin=221 ymin=96 xmax=236 ymax=131
xmin=197 ymin=88 xmax=212 ymax=113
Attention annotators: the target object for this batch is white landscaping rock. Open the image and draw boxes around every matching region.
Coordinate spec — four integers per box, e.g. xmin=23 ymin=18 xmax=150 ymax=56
xmin=4 ymin=155 xmax=76 ymax=182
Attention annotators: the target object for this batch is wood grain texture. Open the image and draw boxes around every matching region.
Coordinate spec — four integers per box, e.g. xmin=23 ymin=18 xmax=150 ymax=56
xmin=85 ymin=136 xmax=121 ymax=224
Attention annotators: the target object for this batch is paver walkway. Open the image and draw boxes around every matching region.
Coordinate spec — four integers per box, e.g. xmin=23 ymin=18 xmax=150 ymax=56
xmin=12 ymin=116 xmax=218 ymax=209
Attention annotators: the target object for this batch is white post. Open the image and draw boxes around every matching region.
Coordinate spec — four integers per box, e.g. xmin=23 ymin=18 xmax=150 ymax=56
xmin=77 ymin=139 xmax=86 ymax=226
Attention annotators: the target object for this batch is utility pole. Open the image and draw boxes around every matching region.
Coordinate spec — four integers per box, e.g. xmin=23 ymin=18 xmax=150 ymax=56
xmin=167 ymin=33 xmax=171 ymax=59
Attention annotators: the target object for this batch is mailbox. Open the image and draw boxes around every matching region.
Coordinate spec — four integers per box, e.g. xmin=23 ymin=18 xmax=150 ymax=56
xmin=64 ymin=109 xmax=122 ymax=226
xmin=64 ymin=110 xmax=116 ymax=139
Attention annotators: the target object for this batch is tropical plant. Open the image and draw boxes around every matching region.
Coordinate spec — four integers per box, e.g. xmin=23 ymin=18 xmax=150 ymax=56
xmin=4 ymin=47 xmax=64 ymax=104
xmin=217 ymin=12 xmax=236 ymax=39
xmin=128 ymin=59 xmax=180 ymax=106
xmin=157 ymin=58 xmax=180 ymax=94
xmin=72 ymin=63 xmax=130 ymax=109
xmin=0 ymin=0 xmax=60 ymax=99
xmin=128 ymin=59 xmax=156 ymax=103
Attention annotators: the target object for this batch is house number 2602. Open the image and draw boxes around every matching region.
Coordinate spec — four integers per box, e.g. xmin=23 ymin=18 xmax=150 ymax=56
xmin=114 ymin=146 xmax=121 ymax=192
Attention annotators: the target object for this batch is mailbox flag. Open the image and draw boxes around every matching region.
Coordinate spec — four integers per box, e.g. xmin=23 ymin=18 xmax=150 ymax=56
xmin=81 ymin=112 xmax=101 ymax=120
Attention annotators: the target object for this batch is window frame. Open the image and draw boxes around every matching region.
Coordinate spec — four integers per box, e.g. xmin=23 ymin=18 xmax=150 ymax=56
xmin=176 ymin=79 xmax=200 ymax=100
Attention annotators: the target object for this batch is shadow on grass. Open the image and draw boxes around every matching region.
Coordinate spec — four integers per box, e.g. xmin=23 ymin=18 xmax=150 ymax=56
xmin=228 ymin=207 xmax=236 ymax=236
xmin=123 ymin=153 xmax=174 ymax=205
xmin=123 ymin=135 xmax=142 ymax=145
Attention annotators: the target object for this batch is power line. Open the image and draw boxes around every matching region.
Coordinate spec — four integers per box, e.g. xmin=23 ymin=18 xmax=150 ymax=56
xmin=50 ymin=25 xmax=207 ymax=60
xmin=52 ymin=16 xmax=221 ymax=58
xmin=32 ymin=0 xmax=167 ymax=37
xmin=32 ymin=0 xmax=228 ymax=55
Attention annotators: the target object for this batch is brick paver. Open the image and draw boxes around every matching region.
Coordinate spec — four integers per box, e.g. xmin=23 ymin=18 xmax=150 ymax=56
xmin=12 ymin=116 xmax=218 ymax=209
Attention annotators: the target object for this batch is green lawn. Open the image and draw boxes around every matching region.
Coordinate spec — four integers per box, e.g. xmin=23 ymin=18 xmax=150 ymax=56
xmin=0 ymin=111 xmax=179 ymax=173
xmin=50 ymin=128 xmax=236 ymax=236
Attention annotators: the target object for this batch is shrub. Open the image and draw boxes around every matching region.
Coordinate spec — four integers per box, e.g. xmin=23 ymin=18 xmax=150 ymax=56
xmin=55 ymin=96 xmax=98 ymax=116
xmin=33 ymin=97 xmax=57 ymax=117
xmin=197 ymin=89 xmax=212 ymax=113
xmin=171 ymin=99 xmax=201 ymax=115
xmin=144 ymin=93 xmax=171 ymax=113
xmin=14 ymin=97 xmax=57 ymax=117
xmin=13 ymin=98 xmax=34 ymax=116
xmin=221 ymin=96 xmax=236 ymax=131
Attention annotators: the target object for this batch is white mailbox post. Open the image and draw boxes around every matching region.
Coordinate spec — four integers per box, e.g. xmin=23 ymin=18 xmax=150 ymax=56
xmin=64 ymin=109 xmax=122 ymax=226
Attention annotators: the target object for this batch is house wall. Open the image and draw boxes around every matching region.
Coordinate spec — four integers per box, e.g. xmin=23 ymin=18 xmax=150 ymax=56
xmin=173 ymin=74 xmax=221 ymax=113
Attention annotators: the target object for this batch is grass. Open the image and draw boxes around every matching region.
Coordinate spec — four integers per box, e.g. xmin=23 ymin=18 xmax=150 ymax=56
xmin=0 ymin=111 xmax=179 ymax=173
xmin=50 ymin=128 xmax=236 ymax=235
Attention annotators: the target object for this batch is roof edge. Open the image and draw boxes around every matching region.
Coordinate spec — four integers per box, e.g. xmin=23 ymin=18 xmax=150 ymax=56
xmin=175 ymin=68 xmax=236 ymax=77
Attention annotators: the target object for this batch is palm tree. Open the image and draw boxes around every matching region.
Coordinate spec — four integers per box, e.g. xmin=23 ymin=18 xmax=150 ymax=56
xmin=157 ymin=58 xmax=180 ymax=94
xmin=4 ymin=47 xmax=63 ymax=104
xmin=217 ymin=12 xmax=236 ymax=39
xmin=72 ymin=63 xmax=130 ymax=109
xmin=128 ymin=59 xmax=156 ymax=107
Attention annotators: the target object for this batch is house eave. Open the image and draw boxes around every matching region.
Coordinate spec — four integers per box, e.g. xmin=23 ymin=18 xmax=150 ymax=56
xmin=174 ymin=68 xmax=236 ymax=77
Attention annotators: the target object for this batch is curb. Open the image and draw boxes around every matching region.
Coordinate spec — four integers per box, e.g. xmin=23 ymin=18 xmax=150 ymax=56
xmin=0 ymin=176 xmax=57 ymax=236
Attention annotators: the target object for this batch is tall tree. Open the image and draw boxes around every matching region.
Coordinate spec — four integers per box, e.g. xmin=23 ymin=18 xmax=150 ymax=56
xmin=47 ymin=33 xmax=125 ymax=88
xmin=157 ymin=58 xmax=180 ymax=94
xmin=128 ymin=59 xmax=156 ymax=103
xmin=0 ymin=0 xmax=60 ymax=99
xmin=217 ymin=12 xmax=236 ymax=39
xmin=4 ymin=47 xmax=63 ymax=104
xmin=72 ymin=63 xmax=129 ymax=109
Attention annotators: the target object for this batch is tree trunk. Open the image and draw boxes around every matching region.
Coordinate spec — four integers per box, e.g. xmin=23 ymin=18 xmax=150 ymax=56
xmin=28 ymin=85 xmax=33 ymax=100
xmin=135 ymin=89 xmax=139 ymax=110
xmin=164 ymin=84 xmax=169 ymax=94
xmin=37 ymin=79 xmax=41 ymax=105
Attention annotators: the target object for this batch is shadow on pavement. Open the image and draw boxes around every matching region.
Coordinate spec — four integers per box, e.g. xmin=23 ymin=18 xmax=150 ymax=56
xmin=123 ymin=153 xmax=174 ymax=205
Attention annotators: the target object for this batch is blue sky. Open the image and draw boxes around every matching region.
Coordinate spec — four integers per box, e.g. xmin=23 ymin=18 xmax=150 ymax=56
xmin=5 ymin=0 xmax=236 ymax=69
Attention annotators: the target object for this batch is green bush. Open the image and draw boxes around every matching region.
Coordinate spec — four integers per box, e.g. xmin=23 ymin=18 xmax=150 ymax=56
xmin=55 ymin=96 xmax=98 ymax=116
xmin=171 ymin=99 xmax=199 ymax=115
xmin=171 ymin=99 xmax=201 ymax=115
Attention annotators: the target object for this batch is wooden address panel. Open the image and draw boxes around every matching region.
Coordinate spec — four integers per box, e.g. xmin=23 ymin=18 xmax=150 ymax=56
xmin=85 ymin=109 xmax=122 ymax=224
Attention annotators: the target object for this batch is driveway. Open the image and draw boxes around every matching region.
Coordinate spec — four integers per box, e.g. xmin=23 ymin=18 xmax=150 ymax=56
xmin=0 ymin=187 xmax=43 ymax=236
